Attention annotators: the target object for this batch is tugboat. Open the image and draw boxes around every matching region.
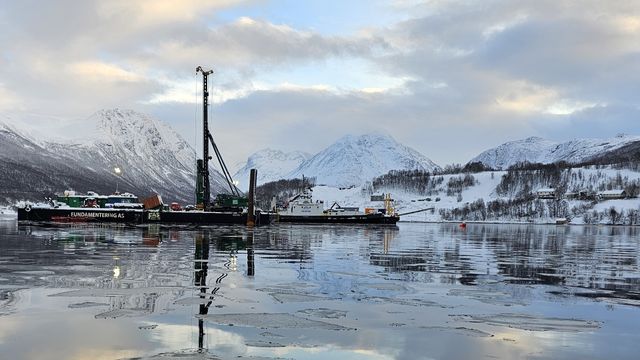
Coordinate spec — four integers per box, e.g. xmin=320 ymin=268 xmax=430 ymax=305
xmin=18 ymin=190 xmax=146 ymax=223
xmin=17 ymin=66 xmax=267 ymax=226
xmin=275 ymin=187 xmax=399 ymax=225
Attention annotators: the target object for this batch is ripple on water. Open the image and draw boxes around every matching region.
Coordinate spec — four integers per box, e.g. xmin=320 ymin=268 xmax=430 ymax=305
xmin=447 ymin=288 xmax=528 ymax=306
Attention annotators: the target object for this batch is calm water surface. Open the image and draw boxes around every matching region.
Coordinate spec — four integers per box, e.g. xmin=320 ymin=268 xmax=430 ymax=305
xmin=0 ymin=221 xmax=639 ymax=359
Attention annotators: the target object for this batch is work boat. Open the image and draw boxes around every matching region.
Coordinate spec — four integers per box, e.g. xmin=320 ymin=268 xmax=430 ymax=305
xmin=17 ymin=66 xmax=269 ymax=226
xmin=275 ymin=188 xmax=399 ymax=225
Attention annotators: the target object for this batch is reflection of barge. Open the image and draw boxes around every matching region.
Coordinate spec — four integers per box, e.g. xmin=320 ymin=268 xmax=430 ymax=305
xmin=274 ymin=188 xmax=399 ymax=225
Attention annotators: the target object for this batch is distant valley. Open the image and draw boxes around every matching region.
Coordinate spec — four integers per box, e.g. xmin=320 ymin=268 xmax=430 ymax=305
xmin=2 ymin=107 xmax=640 ymax=226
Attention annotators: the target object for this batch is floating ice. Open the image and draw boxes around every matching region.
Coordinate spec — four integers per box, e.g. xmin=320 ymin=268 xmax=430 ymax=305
xmin=257 ymin=286 xmax=330 ymax=303
xmin=361 ymin=296 xmax=449 ymax=308
xmin=419 ymin=326 xmax=494 ymax=337
xmin=201 ymin=313 xmax=354 ymax=330
xmin=459 ymin=313 xmax=601 ymax=332
xmin=244 ymin=340 xmax=285 ymax=348
xmin=95 ymin=308 xmax=150 ymax=319
xmin=297 ymin=308 xmax=347 ymax=319
xmin=68 ymin=301 xmax=109 ymax=309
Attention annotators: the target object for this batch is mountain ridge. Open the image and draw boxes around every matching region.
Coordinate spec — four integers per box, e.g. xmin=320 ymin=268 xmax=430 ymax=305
xmin=0 ymin=109 xmax=229 ymax=204
xmin=235 ymin=133 xmax=442 ymax=188
xmin=470 ymin=134 xmax=640 ymax=169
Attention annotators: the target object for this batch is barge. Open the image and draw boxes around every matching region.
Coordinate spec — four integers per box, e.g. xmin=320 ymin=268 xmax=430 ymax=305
xmin=17 ymin=205 xmax=270 ymax=225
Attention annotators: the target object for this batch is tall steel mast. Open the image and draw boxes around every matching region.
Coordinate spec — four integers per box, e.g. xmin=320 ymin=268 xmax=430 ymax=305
xmin=195 ymin=66 xmax=241 ymax=210
xmin=196 ymin=66 xmax=214 ymax=209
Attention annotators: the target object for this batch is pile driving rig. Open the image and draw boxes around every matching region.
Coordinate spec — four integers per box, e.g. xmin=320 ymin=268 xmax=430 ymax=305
xmin=195 ymin=66 xmax=246 ymax=211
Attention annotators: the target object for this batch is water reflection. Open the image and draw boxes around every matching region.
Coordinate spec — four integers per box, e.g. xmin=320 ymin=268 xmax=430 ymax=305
xmin=0 ymin=223 xmax=639 ymax=359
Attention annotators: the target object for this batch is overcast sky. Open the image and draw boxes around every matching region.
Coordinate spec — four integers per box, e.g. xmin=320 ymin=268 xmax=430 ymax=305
xmin=1 ymin=0 xmax=639 ymax=167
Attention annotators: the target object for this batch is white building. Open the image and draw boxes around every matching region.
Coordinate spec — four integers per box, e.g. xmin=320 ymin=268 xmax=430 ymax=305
xmin=536 ymin=188 xmax=556 ymax=199
xmin=597 ymin=190 xmax=626 ymax=200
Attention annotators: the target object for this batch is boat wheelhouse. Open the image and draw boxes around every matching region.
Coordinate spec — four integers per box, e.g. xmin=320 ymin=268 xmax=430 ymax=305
xmin=276 ymin=187 xmax=399 ymax=225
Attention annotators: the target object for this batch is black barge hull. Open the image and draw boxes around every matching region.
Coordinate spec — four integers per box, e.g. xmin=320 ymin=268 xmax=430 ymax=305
xmin=275 ymin=214 xmax=399 ymax=225
xmin=17 ymin=207 xmax=271 ymax=225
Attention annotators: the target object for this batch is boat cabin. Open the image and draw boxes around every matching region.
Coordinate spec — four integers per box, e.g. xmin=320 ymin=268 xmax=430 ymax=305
xmin=285 ymin=188 xmax=325 ymax=216
xmin=56 ymin=190 xmax=142 ymax=209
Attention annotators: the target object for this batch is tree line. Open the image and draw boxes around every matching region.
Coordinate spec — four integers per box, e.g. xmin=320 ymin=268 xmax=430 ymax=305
xmin=255 ymin=177 xmax=316 ymax=210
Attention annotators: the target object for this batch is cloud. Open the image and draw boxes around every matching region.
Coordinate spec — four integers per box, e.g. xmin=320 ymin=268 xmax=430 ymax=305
xmin=534 ymin=104 xmax=640 ymax=141
xmin=0 ymin=0 xmax=386 ymax=114
xmin=137 ymin=16 xmax=387 ymax=78
xmin=1 ymin=0 xmax=639 ymax=166
xmin=0 ymin=84 xmax=21 ymax=111
xmin=96 ymin=0 xmax=250 ymax=28
xmin=66 ymin=61 xmax=144 ymax=83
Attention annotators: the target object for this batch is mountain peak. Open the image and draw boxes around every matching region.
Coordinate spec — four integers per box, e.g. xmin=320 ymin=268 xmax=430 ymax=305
xmin=233 ymin=149 xmax=311 ymax=189
xmin=288 ymin=133 xmax=440 ymax=187
xmin=336 ymin=132 xmax=395 ymax=144
xmin=232 ymin=133 xmax=440 ymax=188
xmin=523 ymin=136 xmax=546 ymax=142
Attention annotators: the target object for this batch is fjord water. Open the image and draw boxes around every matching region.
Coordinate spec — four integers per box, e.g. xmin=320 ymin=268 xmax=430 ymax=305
xmin=0 ymin=221 xmax=638 ymax=359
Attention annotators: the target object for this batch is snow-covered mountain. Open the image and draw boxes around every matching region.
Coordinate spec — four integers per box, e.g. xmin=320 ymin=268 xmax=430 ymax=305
xmin=0 ymin=109 xmax=229 ymax=204
xmin=471 ymin=135 xmax=640 ymax=169
xmin=287 ymin=134 xmax=441 ymax=187
xmin=233 ymin=149 xmax=311 ymax=190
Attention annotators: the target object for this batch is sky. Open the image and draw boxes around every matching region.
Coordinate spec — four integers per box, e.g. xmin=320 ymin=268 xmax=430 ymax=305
xmin=0 ymin=0 xmax=639 ymax=167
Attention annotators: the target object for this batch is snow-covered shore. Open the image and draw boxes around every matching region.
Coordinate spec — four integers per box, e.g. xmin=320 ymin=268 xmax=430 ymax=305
xmin=306 ymin=165 xmax=640 ymax=226
xmin=0 ymin=206 xmax=17 ymax=220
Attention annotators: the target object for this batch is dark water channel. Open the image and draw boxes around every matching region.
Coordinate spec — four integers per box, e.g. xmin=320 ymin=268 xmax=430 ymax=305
xmin=0 ymin=221 xmax=639 ymax=359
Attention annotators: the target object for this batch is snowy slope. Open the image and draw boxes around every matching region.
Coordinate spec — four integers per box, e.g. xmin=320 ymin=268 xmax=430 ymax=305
xmin=0 ymin=109 xmax=229 ymax=204
xmin=472 ymin=135 xmax=640 ymax=169
xmin=308 ymin=165 xmax=640 ymax=224
xmin=288 ymin=134 xmax=441 ymax=187
xmin=233 ymin=149 xmax=311 ymax=190
xmin=53 ymin=109 xmax=231 ymax=200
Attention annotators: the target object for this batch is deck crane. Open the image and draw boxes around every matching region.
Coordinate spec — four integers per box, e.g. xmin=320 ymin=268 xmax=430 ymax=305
xmin=195 ymin=66 xmax=242 ymax=210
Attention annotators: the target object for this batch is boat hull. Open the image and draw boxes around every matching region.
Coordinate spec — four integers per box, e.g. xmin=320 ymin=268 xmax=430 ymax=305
xmin=275 ymin=213 xmax=399 ymax=225
xmin=17 ymin=207 xmax=271 ymax=225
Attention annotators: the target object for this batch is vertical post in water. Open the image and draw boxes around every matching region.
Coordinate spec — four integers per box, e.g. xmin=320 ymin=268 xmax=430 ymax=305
xmin=247 ymin=168 xmax=257 ymax=226
xmin=194 ymin=232 xmax=210 ymax=351
xmin=246 ymin=230 xmax=255 ymax=277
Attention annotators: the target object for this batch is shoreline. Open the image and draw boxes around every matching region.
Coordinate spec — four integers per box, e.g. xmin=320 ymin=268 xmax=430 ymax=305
xmin=398 ymin=219 xmax=638 ymax=227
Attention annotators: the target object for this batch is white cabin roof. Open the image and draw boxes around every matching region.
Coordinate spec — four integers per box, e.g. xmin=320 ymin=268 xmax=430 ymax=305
xmin=597 ymin=189 xmax=626 ymax=195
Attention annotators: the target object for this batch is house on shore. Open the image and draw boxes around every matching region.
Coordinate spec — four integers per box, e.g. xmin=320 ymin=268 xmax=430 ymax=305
xmin=536 ymin=188 xmax=556 ymax=199
xmin=597 ymin=189 xmax=627 ymax=201
xmin=565 ymin=191 xmax=591 ymax=200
